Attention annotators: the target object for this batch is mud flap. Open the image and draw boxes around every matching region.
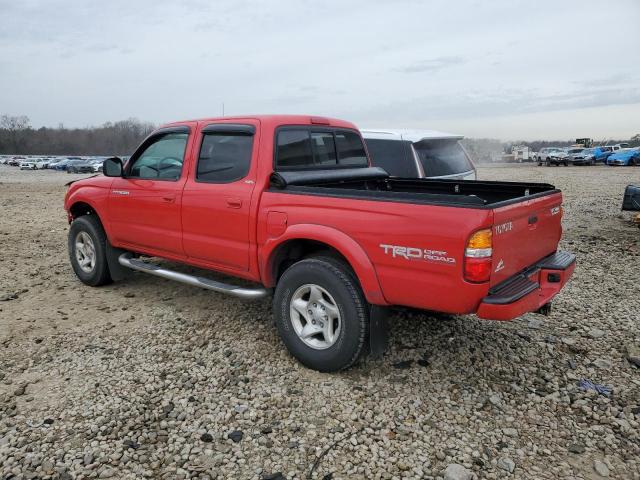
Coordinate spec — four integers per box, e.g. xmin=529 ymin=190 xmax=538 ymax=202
xmin=106 ymin=241 xmax=131 ymax=281
xmin=369 ymin=305 xmax=389 ymax=359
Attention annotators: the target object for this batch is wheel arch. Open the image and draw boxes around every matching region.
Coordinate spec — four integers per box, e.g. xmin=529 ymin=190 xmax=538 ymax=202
xmin=261 ymin=225 xmax=388 ymax=305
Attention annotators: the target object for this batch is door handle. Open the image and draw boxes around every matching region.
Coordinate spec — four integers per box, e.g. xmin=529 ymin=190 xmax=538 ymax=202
xmin=226 ymin=198 xmax=242 ymax=209
xmin=162 ymin=196 xmax=175 ymax=203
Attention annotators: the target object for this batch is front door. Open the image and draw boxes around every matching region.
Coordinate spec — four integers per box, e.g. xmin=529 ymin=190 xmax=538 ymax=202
xmin=181 ymin=123 xmax=257 ymax=271
xmin=109 ymin=128 xmax=191 ymax=256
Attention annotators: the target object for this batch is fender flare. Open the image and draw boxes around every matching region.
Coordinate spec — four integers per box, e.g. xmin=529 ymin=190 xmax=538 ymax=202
xmin=260 ymin=224 xmax=388 ymax=305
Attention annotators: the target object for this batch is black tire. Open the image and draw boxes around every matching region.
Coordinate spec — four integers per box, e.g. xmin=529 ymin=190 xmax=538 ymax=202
xmin=68 ymin=215 xmax=112 ymax=286
xmin=273 ymin=257 xmax=369 ymax=372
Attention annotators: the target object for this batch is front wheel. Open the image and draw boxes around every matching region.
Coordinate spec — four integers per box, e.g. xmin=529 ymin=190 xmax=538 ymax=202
xmin=68 ymin=215 xmax=112 ymax=286
xmin=273 ymin=257 xmax=369 ymax=372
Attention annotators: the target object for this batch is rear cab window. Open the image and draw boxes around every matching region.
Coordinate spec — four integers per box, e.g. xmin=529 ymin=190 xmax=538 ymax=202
xmin=275 ymin=127 xmax=368 ymax=171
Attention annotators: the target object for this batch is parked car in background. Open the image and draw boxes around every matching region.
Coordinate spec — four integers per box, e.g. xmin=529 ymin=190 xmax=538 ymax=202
xmin=537 ymin=147 xmax=564 ymax=166
xmin=67 ymin=159 xmax=96 ymax=174
xmin=605 ymin=145 xmax=623 ymax=153
xmin=35 ymin=158 xmax=51 ymax=169
xmin=547 ymin=148 xmax=569 ymax=166
xmin=89 ymin=157 xmax=106 ymax=172
xmin=54 ymin=158 xmax=83 ymax=171
xmin=607 ymin=148 xmax=640 ymax=166
xmin=19 ymin=160 xmax=37 ymax=170
xmin=588 ymin=147 xmax=613 ymax=163
xmin=567 ymin=148 xmax=595 ymax=166
xmin=8 ymin=157 xmax=23 ymax=166
xmin=361 ymin=129 xmax=476 ymax=180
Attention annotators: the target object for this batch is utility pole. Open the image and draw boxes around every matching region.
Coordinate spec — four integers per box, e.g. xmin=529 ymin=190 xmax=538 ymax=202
xmin=222 ymin=102 xmax=225 ymax=117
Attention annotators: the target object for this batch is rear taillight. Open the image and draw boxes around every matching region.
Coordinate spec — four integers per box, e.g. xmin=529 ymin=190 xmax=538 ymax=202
xmin=464 ymin=228 xmax=492 ymax=283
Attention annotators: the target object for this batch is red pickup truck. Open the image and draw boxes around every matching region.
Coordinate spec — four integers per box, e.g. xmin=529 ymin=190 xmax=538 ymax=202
xmin=64 ymin=115 xmax=575 ymax=371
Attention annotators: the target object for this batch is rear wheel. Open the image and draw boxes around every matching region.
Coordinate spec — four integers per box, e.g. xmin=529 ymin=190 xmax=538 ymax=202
xmin=68 ymin=215 xmax=112 ymax=286
xmin=273 ymin=257 xmax=369 ymax=372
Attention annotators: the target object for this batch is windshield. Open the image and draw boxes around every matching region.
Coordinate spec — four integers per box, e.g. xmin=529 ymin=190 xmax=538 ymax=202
xmin=412 ymin=138 xmax=473 ymax=177
xmin=568 ymin=148 xmax=584 ymax=154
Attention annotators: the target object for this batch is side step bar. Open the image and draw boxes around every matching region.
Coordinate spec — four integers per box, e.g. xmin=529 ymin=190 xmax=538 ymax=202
xmin=118 ymin=254 xmax=269 ymax=300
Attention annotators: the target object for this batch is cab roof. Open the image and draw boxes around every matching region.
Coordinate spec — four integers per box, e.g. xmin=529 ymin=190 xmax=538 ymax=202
xmin=162 ymin=115 xmax=359 ymax=131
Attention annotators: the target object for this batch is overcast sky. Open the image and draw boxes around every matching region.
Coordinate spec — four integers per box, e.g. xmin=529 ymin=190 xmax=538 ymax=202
xmin=1 ymin=0 xmax=638 ymax=140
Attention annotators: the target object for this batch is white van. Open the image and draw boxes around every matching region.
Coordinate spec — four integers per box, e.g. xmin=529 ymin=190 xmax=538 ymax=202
xmin=361 ymin=129 xmax=476 ymax=180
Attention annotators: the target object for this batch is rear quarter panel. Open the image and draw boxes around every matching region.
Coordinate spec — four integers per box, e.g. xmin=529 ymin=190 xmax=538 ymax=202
xmin=258 ymin=191 xmax=494 ymax=313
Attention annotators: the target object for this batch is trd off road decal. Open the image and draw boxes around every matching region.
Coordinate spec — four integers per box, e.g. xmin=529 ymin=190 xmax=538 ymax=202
xmin=379 ymin=244 xmax=456 ymax=264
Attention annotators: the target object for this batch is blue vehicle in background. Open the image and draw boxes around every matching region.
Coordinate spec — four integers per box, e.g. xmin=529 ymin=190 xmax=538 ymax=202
xmin=53 ymin=157 xmax=82 ymax=171
xmin=607 ymin=148 xmax=640 ymax=166
xmin=588 ymin=147 xmax=613 ymax=163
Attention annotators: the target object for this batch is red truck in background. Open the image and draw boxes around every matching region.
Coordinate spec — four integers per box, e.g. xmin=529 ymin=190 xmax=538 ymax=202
xmin=64 ymin=115 xmax=575 ymax=372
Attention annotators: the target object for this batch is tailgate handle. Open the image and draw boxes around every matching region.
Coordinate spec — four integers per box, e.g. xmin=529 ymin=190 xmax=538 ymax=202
xmin=528 ymin=215 xmax=538 ymax=225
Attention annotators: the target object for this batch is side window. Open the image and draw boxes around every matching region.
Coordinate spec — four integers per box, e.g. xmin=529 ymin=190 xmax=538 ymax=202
xmin=365 ymin=139 xmax=415 ymax=177
xmin=335 ymin=131 xmax=368 ymax=166
xmin=197 ymin=133 xmax=254 ymax=183
xmin=276 ymin=130 xmax=313 ymax=168
xmin=128 ymin=133 xmax=188 ymax=180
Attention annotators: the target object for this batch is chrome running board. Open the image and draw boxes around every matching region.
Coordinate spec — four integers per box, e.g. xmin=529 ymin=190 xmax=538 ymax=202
xmin=118 ymin=253 xmax=269 ymax=300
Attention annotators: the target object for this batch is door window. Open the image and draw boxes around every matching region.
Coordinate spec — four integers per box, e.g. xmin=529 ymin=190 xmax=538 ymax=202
xmin=196 ymin=133 xmax=254 ymax=183
xmin=128 ymin=133 xmax=188 ymax=180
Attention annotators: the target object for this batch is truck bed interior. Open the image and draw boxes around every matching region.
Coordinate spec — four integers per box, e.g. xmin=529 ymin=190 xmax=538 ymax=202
xmin=270 ymin=167 xmax=559 ymax=208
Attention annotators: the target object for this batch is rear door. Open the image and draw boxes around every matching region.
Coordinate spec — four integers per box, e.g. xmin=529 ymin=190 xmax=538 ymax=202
xmin=181 ymin=122 xmax=258 ymax=271
xmin=490 ymin=192 xmax=563 ymax=286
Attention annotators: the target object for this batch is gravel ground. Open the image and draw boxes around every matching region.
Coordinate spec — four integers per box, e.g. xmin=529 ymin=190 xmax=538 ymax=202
xmin=0 ymin=164 xmax=639 ymax=480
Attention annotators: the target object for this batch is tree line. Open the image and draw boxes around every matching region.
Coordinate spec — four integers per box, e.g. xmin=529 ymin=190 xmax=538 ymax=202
xmin=1 ymin=114 xmax=638 ymax=162
xmin=0 ymin=115 xmax=155 ymax=156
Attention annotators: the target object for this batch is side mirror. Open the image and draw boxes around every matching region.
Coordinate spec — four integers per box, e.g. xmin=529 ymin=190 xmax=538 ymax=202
xmin=103 ymin=157 xmax=123 ymax=177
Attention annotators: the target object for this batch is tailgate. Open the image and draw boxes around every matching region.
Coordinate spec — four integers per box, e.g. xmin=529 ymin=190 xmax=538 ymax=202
xmin=490 ymin=192 xmax=563 ymax=286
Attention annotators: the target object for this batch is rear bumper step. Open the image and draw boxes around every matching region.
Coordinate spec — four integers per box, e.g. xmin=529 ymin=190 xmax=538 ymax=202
xmin=118 ymin=254 xmax=269 ymax=300
xmin=476 ymin=250 xmax=575 ymax=321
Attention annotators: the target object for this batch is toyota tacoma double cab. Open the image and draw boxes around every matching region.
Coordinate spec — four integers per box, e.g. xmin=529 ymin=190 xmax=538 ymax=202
xmin=64 ymin=115 xmax=575 ymax=372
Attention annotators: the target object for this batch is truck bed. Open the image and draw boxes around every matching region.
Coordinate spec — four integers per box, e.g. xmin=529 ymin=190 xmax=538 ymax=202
xmin=269 ymin=167 xmax=558 ymax=208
